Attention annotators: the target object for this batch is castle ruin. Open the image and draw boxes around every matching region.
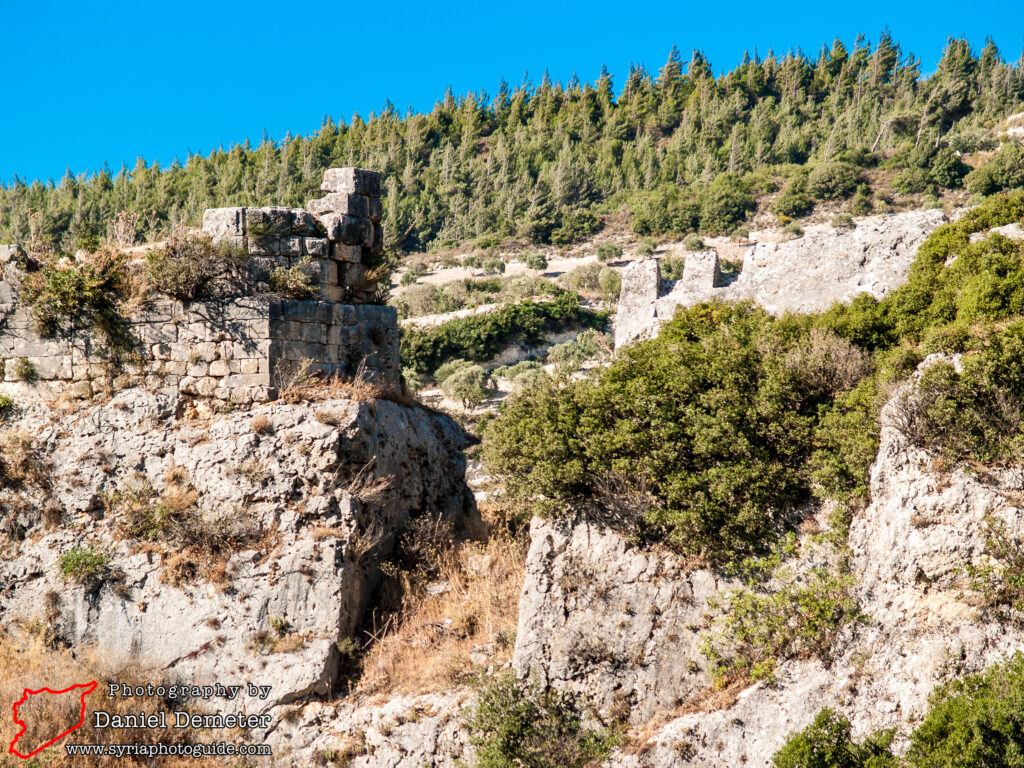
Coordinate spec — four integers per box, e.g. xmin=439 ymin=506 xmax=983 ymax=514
xmin=0 ymin=168 xmax=400 ymax=403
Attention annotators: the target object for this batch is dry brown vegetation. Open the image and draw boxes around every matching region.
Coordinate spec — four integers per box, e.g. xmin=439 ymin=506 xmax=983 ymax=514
xmin=0 ymin=630 xmax=258 ymax=767
xmin=354 ymin=514 xmax=526 ymax=698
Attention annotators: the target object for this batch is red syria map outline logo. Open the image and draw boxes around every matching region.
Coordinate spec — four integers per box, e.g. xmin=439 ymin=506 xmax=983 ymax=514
xmin=8 ymin=680 xmax=98 ymax=759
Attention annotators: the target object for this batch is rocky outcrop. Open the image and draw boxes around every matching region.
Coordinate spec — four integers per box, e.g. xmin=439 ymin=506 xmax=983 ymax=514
xmin=266 ymin=691 xmax=470 ymax=767
xmin=512 ymin=362 xmax=1024 ymax=765
xmin=514 ymin=517 xmax=732 ymax=724
xmin=615 ymin=210 xmax=946 ymax=347
xmin=0 ymin=388 xmax=473 ymax=709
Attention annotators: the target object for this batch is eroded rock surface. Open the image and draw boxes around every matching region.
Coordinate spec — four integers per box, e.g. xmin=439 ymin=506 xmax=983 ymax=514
xmin=513 ymin=367 xmax=1024 ymax=766
xmin=615 ymin=210 xmax=946 ymax=347
xmin=1 ymin=389 xmax=473 ymax=709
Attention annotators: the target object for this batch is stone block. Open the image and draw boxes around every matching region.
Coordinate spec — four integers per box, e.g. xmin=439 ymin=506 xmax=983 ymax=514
xmin=367 ymin=196 xmax=383 ymax=222
xmin=291 ymin=210 xmax=320 ymax=236
xmin=249 ymin=238 xmax=283 ymax=257
xmin=187 ymin=362 xmax=210 ymax=378
xmin=281 ymin=236 xmax=304 ymax=257
xmin=195 ymin=377 xmax=220 ymax=397
xmin=209 ymin=359 xmax=232 ymax=377
xmin=330 ymin=243 xmax=361 ymax=263
xmin=239 ymin=358 xmax=260 ymax=375
xmin=201 ymin=207 xmax=246 ymax=238
xmin=320 ymin=213 xmax=362 ymax=245
xmin=304 ymin=237 xmax=329 ymax=257
xmin=211 ymin=234 xmax=246 ymax=251
xmin=323 ymin=260 xmax=339 ymax=285
xmin=320 ymin=168 xmax=382 ymax=197
xmin=325 ymin=285 xmax=346 ymax=303
xmin=246 ymin=207 xmax=292 ymax=237
xmin=308 ymin=193 xmax=370 ymax=218
xmin=341 ymin=262 xmax=370 ymax=289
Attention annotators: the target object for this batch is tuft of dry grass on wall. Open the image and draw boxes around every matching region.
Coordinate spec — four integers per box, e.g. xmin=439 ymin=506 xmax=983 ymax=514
xmin=0 ymin=629 xmax=259 ymax=767
xmin=355 ymin=521 xmax=526 ymax=698
xmin=277 ymin=358 xmax=421 ymax=408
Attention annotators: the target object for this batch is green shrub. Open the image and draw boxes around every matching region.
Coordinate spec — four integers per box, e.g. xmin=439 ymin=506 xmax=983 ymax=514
xmin=483 ymin=257 xmax=506 ymax=275
xmin=928 ymin=147 xmax=970 ymax=189
xmin=482 ymin=303 xmax=820 ymax=559
xmin=493 ymin=361 xmax=544 ymax=392
xmin=630 ymin=184 xmax=700 ymax=235
xmin=546 ymin=329 xmax=610 ymax=370
xmin=683 ymin=234 xmax=706 ymax=251
xmin=400 ymin=270 xmax=419 ymax=286
xmin=462 ymin=254 xmax=483 ymax=269
xmin=269 ymin=258 xmax=317 ymax=299
xmin=145 ymin=235 xmax=248 ymax=301
xmin=906 ymin=653 xmax=1024 ymax=768
xmin=831 ymin=213 xmax=855 ymax=229
xmin=703 ymin=558 xmax=864 ymax=684
xmin=401 ymin=368 xmax=423 ymax=393
xmin=558 ymin=263 xmax=603 ymax=293
xmin=635 ymin=237 xmax=657 ymax=256
xmin=595 ymin=243 xmax=622 ymax=262
xmin=438 ymin=361 xmax=492 ymax=408
xmin=13 ymin=358 xmax=37 ymax=384
xmin=551 ymin=207 xmax=602 ymax=245
xmin=401 ymin=293 xmax=602 ymax=374
xmin=783 ymin=222 xmax=805 ymax=237
xmin=468 ymin=675 xmax=620 ymax=768
xmin=966 ymin=516 xmax=1024 ymax=615
xmin=0 ymin=394 xmax=13 ymax=419
xmin=522 ymin=251 xmax=548 ymax=271
xmin=772 ymin=709 xmax=896 ymax=768
xmin=892 ymin=167 xmax=933 ymax=195
xmin=21 ymin=247 xmax=129 ymax=342
xmin=965 ymin=143 xmax=1024 ymax=196
xmin=772 ymin=176 xmax=815 ymax=218
xmin=850 ymin=186 xmax=874 ymax=215
xmin=660 ymin=256 xmax=685 ymax=281
xmin=58 ymin=546 xmax=110 ymax=584
xmin=807 ymin=163 xmax=861 ymax=200
xmin=699 ymin=173 xmax=756 ymax=233
xmin=598 ymin=267 xmax=621 ymax=301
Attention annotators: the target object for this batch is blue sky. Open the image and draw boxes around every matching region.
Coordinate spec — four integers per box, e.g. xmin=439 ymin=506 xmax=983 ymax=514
xmin=2 ymin=0 xmax=1021 ymax=183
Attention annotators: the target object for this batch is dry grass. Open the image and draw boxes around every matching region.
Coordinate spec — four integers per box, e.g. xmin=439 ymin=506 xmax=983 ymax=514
xmin=355 ymin=530 xmax=526 ymax=697
xmin=0 ymin=630 xmax=257 ymax=767
xmin=278 ymin=359 xmax=420 ymax=408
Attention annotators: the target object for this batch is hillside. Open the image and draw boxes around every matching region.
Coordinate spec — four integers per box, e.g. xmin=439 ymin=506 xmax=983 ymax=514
xmin=4 ymin=35 xmax=1024 ymax=768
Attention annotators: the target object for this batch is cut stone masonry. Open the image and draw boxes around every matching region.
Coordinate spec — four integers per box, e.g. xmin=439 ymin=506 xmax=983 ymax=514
xmin=0 ymin=168 xmax=399 ymax=403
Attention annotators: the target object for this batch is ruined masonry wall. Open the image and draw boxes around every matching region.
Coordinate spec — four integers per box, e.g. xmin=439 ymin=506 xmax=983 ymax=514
xmin=0 ymin=168 xmax=400 ymax=404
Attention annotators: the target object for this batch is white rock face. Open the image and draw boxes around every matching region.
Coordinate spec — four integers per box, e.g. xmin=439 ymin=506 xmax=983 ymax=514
xmin=615 ymin=210 xmax=947 ymax=347
xmin=513 ymin=372 xmax=1024 ymax=766
xmin=266 ymin=691 xmax=470 ymax=767
xmin=1 ymin=389 xmax=473 ymax=709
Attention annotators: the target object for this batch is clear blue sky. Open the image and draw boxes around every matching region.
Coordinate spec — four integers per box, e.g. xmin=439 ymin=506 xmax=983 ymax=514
xmin=2 ymin=0 xmax=1021 ymax=184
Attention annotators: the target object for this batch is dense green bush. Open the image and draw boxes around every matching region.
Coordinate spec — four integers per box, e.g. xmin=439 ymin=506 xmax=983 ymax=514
xmin=772 ymin=176 xmax=815 ymax=218
xmin=437 ymin=359 xmax=493 ymax=408
xmin=595 ymin=242 xmax=622 ymax=262
xmin=551 ymin=207 xmax=603 ymax=245
xmin=630 ymin=184 xmax=700 ymax=235
xmin=493 ymin=360 xmax=545 ymax=392
xmin=483 ymin=303 xmax=828 ymax=559
xmin=772 ymin=709 xmax=896 ymax=768
xmin=522 ymin=251 xmax=548 ymax=271
xmin=468 ymin=675 xmax=620 ymax=768
xmin=965 ymin=143 xmax=1024 ymax=196
xmin=58 ymin=546 xmax=111 ymax=584
xmin=268 ymin=258 xmax=317 ymax=299
xmin=0 ymin=394 xmax=13 ymax=419
xmin=777 ymin=655 xmax=1024 ymax=768
xmin=598 ymin=266 xmax=621 ymax=301
xmin=699 ymin=173 xmax=757 ymax=233
xmin=807 ymin=162 xmax=861 ymax=200
xmin=892 ymin=167 xmax=933 ymax=194
xmin=906 ymin=654 xmax=1024 ymax=767
xmin=546 ymin=329 xmax=611 ymax=370
xmin=21 ymin=247 xmax=130 ymax=343
xmin=401 ymin=293 xmax=603 ymax=374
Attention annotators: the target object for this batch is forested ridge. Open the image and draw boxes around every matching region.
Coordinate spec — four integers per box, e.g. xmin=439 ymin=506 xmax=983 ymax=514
xmin=3 ymin=34 xmax=1023 ymax=253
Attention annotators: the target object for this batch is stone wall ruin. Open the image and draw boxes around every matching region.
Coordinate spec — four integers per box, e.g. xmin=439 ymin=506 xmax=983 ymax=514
xmin=0 ymin=168 xmax=399 ymax=403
